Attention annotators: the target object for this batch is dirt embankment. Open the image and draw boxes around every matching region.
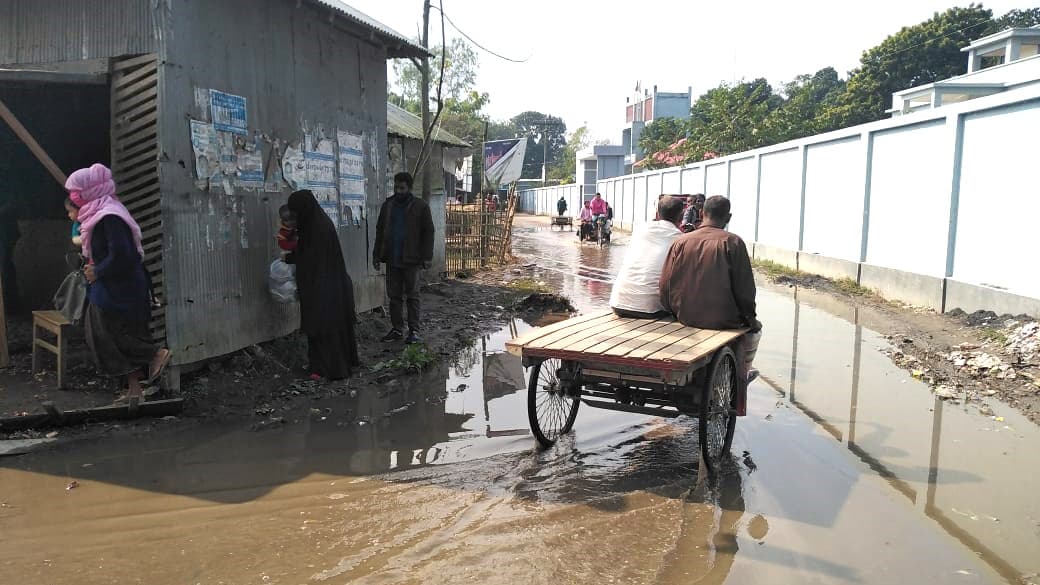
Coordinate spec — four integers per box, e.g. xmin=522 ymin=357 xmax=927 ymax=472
xmin=759 ymin=267 xmax=1040 ymax=425
xmin=0 ymin=262 xmax=573 ymax=440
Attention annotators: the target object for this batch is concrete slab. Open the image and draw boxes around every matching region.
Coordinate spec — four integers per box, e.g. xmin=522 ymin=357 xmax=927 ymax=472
xmin=944 ymin=279 xmax=1040 ymax=319
xmin=753 ymin=243 xmax=799 ymax=269
xmin=859 ymin=264 xmax=945 ymax=311
xmin=797 ymin=253 xmax=860 ymax=282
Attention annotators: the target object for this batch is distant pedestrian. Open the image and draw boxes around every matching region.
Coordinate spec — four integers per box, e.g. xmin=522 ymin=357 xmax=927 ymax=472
xmin=557 ymin=195 xmax=567 ymax=217
xmin=287 ymin=189 xmax=360 ymax=380
xmin=66 ymin=163 xmax=171 ymax=402
xmin=374 ymin=172 xmax=435 ymax=345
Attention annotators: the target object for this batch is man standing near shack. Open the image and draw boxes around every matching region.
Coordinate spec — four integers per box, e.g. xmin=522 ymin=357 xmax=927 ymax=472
xmin=659 ymin=196 xmax=761 ymax=381
xmin=0 ymin=190 xmax=20 ymax=313
xmin=374 ymin=172 xmax=435 ymax=345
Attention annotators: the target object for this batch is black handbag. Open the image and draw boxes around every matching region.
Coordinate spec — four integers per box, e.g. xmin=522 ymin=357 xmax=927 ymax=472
xmin=53 ymin=253 xmax=88 ymax=324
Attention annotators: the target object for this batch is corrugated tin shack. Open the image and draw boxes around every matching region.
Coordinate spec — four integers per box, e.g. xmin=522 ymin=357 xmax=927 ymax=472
xmin=386 ymin=101 xmax=470 ymax=274
xmin=0 ymin=0 xmax=427 ymax=376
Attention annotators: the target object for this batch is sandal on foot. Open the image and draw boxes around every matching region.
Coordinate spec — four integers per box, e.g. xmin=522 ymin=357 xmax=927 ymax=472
xmin=147 ymin=349 xmax=172 ymax=383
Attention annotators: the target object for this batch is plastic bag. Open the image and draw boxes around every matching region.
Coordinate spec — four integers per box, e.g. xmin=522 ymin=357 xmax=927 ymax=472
xmin=269 ymin=258 xmax=297 ymax=304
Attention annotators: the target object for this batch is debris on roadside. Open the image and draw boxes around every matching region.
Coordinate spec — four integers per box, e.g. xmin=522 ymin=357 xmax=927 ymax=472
xmin=65 ymin=481 xmax=79 ymax=491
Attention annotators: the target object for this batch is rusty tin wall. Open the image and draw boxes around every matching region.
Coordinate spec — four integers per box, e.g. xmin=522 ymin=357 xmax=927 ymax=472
xmin=0 ymin=0 xmax=155 ymax=66
xmin=157 ymin=0 xmax=390 ymax=365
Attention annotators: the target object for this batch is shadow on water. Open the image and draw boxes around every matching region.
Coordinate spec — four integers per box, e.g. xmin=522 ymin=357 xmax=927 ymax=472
xmin=756 ymin=284 xmax=1038 ymax=583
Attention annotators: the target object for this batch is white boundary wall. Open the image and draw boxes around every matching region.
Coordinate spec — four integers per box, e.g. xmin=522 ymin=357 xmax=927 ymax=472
xmin=519 ymin=84 xmax=1040 ymax=314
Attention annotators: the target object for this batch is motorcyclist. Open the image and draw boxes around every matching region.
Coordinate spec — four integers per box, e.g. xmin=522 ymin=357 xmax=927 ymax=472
xmin=578 ymin=201 xmax=593 ymax=241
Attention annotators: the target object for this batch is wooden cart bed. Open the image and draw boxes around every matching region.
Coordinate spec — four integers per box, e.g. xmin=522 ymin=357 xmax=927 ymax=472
xmin=506 ymin=310 xmax=747 ymax=379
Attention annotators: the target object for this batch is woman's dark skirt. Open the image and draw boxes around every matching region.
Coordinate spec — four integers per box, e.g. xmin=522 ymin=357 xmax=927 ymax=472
xmin=307 ymin=330 xmax=360 ymax=380
xmin=85 ymin=304 xmax=156 ymax=377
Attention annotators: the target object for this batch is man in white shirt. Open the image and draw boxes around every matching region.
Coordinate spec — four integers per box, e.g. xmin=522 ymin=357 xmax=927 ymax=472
xmin=609 ymin=195 xmax=685 ymax=319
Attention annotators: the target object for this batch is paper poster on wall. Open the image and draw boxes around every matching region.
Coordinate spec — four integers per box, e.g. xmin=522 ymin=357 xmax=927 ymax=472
xmin=337 ymin=130 xmax=365 ymax=227
xmin=234 ymin=138 xmax=265 ymax=190
xmin=189 ymin=120 xmax=221 ymax=188
xmin=217 ymin=132 xmax=239 ymax=195
xmin=282 ymin=145 xmax=306 ymax=190
xmin=210 ymin=90 xmax=248 ymax=135
xmin=306 ymin=138 xmax=338 ymax=224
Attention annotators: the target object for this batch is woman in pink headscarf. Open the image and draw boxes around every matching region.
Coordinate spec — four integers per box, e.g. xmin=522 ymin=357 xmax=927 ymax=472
xmin=65 ymin=163 xmax=170 ymax=403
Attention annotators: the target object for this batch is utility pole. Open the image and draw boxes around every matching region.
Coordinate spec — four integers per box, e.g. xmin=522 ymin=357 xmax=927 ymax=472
xmin=542 ymin=132 xmax=548 ymax=186
xmin=475 ymin=119 xmax=488 ymax=200
xmin=532 ymin=119 xmax=564 ymax=187
xmin=419 ymin=0 xmax=432 ymax=201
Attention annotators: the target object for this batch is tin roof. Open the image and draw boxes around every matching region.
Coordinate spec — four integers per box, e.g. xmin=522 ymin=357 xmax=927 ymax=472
xmin=312 ymin=0 xmax=429 ymax=58
xmin=387 ymin=101 xmax=471 ymax=148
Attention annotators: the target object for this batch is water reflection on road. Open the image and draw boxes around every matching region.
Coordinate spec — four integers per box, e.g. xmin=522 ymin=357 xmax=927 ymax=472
xmin=0 ymin=217 xmax=1036 ymax=584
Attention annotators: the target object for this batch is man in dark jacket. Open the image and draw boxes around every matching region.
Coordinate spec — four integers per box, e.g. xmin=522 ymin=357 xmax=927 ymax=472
xmin=373 ymin=172 xmax=435 ymax=344
xmin=659 ymin=196 xmax=761 ymax=382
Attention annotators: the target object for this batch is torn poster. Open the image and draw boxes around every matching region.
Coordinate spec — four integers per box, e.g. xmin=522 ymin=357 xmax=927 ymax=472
xmin=217 ymin=132 xmax=238 ymax=195
xmin=189 ymin=120 xmax=221 ymax=189
xmin=337 ymin=130 xmax=365 ymax=227
xmin=234 ymin=137 xmax=264 ymax=190
xmin=282 ymin=144 xmax=306 ymax=190
xmin=305 ymin=138 xmax=338 ymax=224
xmin=210 ymin=90 xmax=248 ymax=135
xmin=264 ymin=140 xmax=284 ymax=193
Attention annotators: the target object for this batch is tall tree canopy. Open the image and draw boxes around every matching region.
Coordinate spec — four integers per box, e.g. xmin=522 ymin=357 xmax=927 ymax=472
xmin=820 ymin=5 xmax=994 ymax=128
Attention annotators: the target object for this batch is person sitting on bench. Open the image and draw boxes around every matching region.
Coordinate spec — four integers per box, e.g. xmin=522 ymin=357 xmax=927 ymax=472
xmin=608 ymin=195 xmax=684 ymax=319
xmin=659 ymin=196 xmax=761 ymax=382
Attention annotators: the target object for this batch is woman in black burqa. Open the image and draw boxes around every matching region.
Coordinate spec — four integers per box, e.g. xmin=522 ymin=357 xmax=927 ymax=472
xmin=286 ymin=190 xmax=360 ymax=380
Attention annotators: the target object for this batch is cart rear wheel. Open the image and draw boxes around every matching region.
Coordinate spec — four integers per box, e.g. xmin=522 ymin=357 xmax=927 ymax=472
xmin=527 ymin=358 xmax=580 ymax=448
xmin=700 ymin=347 xmax=737 ymax=471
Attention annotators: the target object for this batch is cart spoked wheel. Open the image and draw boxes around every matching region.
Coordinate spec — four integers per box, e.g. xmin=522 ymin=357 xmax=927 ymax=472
xmin=527 ymin=358 xmax=580 ymax=448
xmin=700 ymin=347 xmax=737 ymax=471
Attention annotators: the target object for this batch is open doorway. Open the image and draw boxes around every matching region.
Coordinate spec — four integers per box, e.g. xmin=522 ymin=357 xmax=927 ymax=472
xmin=0 ymin=76 xmax=111 ymax=318
xmin=0 ymin=68 xmax=112 ymax=406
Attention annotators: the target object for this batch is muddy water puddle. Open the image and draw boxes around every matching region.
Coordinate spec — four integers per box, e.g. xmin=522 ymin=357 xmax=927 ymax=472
xmin=0 ymin=220 xmax=1037 ymax=584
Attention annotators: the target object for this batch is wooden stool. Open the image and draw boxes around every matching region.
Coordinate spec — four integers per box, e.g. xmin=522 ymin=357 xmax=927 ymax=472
xmin=32 ymin=310 xmax=71 ymax=389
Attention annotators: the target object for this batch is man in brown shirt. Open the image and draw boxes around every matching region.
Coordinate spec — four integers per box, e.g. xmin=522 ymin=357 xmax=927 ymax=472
xmin=659 ymin=196 xmax=762 ymax=381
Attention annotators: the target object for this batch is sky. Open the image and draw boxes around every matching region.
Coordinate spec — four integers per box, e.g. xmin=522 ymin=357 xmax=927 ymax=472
xmin=347 ymin=0 xmax=1031 ymax=143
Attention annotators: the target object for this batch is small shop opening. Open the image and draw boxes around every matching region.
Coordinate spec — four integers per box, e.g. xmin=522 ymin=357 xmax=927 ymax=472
xmin=0 ymin=68 xmax=112 ymax=337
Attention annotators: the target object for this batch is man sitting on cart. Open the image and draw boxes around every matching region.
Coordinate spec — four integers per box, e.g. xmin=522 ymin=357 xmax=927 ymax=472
xmin=659 ymin=196 xmax=761 ymax=382
xmin=609 ymin=195 xmax=684 ymax=319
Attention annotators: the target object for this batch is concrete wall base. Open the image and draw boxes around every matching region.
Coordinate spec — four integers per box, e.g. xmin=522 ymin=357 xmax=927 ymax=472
xmin=944 ymin=279 xmax=1040 ymax=319
xmin=797 ymin=253 xmax=860 ymax=282
xmin=753 ymin=243 xmax=799 ymax=267
xmin=858 ymin=264 xmax=946 ymax=311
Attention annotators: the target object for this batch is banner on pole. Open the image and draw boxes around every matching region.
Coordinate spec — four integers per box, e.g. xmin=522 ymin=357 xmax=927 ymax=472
xmin=483 ymin=138 xmax=527 ymax=188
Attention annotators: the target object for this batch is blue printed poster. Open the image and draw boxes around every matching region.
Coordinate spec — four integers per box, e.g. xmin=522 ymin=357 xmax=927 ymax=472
xmin=210 ymin=90 xmax=248 ymax=135
xmin=337 ymin=130 xmax=365 ymax=226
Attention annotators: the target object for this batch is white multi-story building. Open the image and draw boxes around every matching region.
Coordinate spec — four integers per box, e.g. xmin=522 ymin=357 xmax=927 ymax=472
xmin=890 ymin=26 xmax=1040 ymax=116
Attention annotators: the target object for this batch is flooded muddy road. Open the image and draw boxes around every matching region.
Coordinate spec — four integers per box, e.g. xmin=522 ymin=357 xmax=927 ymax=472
xmin=1 ymin=216 xmax=1037 ymax=585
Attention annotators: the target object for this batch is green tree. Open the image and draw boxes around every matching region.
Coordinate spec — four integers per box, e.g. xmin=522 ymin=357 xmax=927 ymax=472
xmin=394 ymin=37 xmax=480 ymax=105
xmin=506 ymin=111 xmax=568 ymax=180
xmin=990 ymin=7 xmax=1040 ymax=30
xmin=549 ymin=125 xmax=590 ymax=184
xmin=768 ymin=67 xmax=847 ymax=140
xmin=637 ymin=117 xmax=688 ymax=160
xmin=684 ymin=78 xmax=781 ymax=157
xmin=820 ymin=5 xmax=994 ymax=128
